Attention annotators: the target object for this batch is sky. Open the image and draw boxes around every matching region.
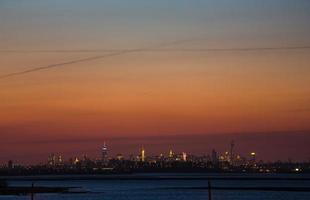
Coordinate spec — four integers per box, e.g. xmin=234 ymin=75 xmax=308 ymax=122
xmin=0 ymin=0 xmax=310 ymax=164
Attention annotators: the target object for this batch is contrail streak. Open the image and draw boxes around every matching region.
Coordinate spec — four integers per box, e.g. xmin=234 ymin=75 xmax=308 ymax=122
xmin=0 ymin=38 xmax=204 ymax=80
xmin=158 ymin=46 xmax=310 ymax=52
xmin=1 ymin=43 xmax=310 ymax=79
xmin=0 ymin=50 xmax=137 ymax=79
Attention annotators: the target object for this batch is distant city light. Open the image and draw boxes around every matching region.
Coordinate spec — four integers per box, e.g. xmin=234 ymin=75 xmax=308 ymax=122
xmin=182 ymin=152 xmax=187 ymax=162
xmin=2 ymin=141 xmax=308 ymax=175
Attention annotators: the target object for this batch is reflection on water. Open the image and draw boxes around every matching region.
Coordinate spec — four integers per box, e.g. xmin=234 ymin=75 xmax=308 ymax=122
xmin=3 ymin=173 xmax=310 ymax=200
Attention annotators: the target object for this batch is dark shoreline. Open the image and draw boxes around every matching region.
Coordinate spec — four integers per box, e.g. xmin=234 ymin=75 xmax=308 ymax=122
xmin=1 ymin=185 xmax=310 ymax=196
xmin=158 ymin=187 xmax=310 ymax=192
xmin=0 ymin=186 xmax=87 ymax=196
xmin=2 ymin=173 xmax=310 ymax=181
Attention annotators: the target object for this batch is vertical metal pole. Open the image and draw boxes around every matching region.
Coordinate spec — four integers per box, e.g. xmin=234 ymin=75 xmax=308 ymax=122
xmin=31 ymin=182 xmax=34 ymax=200
xmin=208 ymin=180 xmax=212 ymax=200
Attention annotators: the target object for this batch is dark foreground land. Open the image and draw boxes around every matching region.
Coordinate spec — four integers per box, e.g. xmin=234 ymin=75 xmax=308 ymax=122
xmin=1 ymin=173 xmax=310 ymax=196
xmin=0 ymin=180 xmax=86 ymax=196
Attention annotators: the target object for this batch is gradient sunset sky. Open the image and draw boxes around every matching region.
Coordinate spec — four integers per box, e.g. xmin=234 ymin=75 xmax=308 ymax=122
xmin=1 ymin=0 xmax=310 ymax=164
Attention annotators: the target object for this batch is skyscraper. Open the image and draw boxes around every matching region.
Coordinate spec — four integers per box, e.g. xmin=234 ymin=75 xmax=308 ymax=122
xmin=230 ymin=140 xmax=235 ymax=165
xmin=211 ymin=149 xmax=218 ymax=165
xmin=48 ymin=153 xmax=56 ymax=166
xmin=250 ymin=152 xmax=256 ymax=165
xmin=169 ymin=150 xmax=174 ymax=158
xmin=8 ymin=160 xmax=14 ymax=169
xmin=140 ymin=146 xmax=145 ymax=162
xmin=182 ymin=152 xmax=187 ymax=162
xmin=102 ymin=141 xmax=108 ymax=163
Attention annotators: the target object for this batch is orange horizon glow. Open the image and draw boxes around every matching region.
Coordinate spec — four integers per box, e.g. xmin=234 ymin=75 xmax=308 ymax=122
xmin=1 ymin=0 xmax=310 ymax=163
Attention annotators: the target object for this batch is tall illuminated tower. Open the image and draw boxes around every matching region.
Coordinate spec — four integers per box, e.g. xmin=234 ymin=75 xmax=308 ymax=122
xmin=182 ymin=152 xmax=187 ymax=162
xmin=230 ymin=140 xmax=235 ymax=165
xmin=250 ymin=152 xmax=256 ymax=165
xmin=102 ymin=141 xmax=108 ymax=163
xmin=169 ymin=150 xmax=174 ymax=158
xmin=140 ymin=146 xmax=145 ymax=162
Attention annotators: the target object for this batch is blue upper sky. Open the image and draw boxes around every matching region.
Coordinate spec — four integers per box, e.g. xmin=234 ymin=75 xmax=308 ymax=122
xmin=1 ymin=0 xmax=309 ymax=50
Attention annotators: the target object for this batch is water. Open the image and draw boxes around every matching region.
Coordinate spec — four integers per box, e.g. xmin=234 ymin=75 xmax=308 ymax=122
xmin=2 ymin=173 xmax=310 ymax=200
